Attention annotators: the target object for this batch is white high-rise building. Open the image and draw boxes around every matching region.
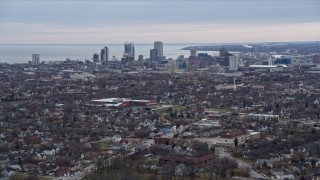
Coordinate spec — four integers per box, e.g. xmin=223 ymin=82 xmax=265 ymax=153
xmin=229 ymin=56 xmax=238 ymax=71
xmin=154 ymin=41 xmax=163 ymax=56
xmin=32 ymin=54 xmax=40 ymax=65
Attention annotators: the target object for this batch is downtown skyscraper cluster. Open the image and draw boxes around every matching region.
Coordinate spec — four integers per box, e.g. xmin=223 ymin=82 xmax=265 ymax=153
xmin=93 ymin=41 xmax=164 ymax=63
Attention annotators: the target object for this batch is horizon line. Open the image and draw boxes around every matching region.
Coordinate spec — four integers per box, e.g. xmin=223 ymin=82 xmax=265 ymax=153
xmin=0 ymin=40 xmax=318 ymax=46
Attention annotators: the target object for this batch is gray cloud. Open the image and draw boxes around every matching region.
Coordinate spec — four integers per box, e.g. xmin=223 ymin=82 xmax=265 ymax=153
xmin=1 ymin=0 xmax=319 ymax=24
xmin=0 ymin=0 xmax=319 ymax=43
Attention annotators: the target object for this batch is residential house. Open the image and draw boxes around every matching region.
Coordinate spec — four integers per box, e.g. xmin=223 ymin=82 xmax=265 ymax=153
xmin=275 ymin=174 xmax=295 ymax=180
xmin=154 ymin=137 xmax=174 ymax=145
xmin=43 ymin=149 xmax=56 ymax=156
xmin=290 ymin=163 xmax=305 ymax=173
xmin=112 ymin=134 xmax=122 ymax=143
xmin=0 ymin=155 xmax=10 ymax=167
xmin=271 ymin=168 xmax=284 ymax=177
xmin=313 ymin=172 xmax=320 ymax=180
xmin=256 ymin=159 xmax=273 ymax=168
xmin=109 ymin=143 xmax=124 ymax=151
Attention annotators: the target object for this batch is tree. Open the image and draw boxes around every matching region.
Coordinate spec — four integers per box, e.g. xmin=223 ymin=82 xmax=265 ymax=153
xmin=239 ymin=166 xmax=250 ymax=177
xmin=149 ymin=144 xmax=169 ymax=155
xmin=262 ymin=161 xmax=268 ymax=169
xmin=210 ymin=145 xmax=215 ymax=152
xmin=210 ymin=157 xmax=238 ymax=178
xmin=162 ymin=162 xmax=175 ymax=180
xmin=110 ymin=156 xmax=125 ymax=170
xmin=55 ymin=156 xmax=71 ymax=166
xmin=134 ymin=128 xmax=151 ymax=138
xmin=234 ymin=137 xmax=239 ymax=147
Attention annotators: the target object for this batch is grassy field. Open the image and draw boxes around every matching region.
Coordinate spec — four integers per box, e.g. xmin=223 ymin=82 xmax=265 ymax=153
xmin=205 ymin=108 xmax=229 ymax=112
xmin=99 ymin=142 xmax=109 ymax=150
xmin=154 ymin=105 xmax=192 ymax=113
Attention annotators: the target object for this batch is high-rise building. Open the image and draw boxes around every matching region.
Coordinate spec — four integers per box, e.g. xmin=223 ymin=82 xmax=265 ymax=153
xmin=32 ymin=54 xmax=40 ymax=65
xmin=93 ymin=53 xmax=99 ymax=62
xmin=229 ymin=56 xmax=238 ymax=71
xmin=154 ymin=41 xmax=163 ymax=56
xmin=124 ymin=42 xmax=135 ymax=59
xmin=100 ymin=47 xmax=109 ymax=62
xmin=150 ymin=49 xmax=159 ymax=61
xmin=100 ymin=49 xmax=105 ymax=62
xmin=219 ymin=46 xmax=231 ymax=57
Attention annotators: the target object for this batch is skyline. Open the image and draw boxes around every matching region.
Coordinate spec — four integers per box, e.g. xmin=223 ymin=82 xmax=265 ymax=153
xmin=0 ymin=0 xmax=319 ymax=44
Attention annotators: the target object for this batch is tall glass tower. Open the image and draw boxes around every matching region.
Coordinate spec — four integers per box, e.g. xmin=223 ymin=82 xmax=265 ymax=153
xmin=100 ymin=46 xmax=109 ymax=62
xmin=124 ymin=42 xmax=135 ymax=59
xmin=154 ymin=41 xmax=163 ymax=56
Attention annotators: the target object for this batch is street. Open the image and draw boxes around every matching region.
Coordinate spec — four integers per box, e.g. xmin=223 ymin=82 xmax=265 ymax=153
xmin=216 ymin=148 xmax=270 ymax=180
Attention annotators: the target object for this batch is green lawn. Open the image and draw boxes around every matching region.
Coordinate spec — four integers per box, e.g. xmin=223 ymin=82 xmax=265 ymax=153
xmin=154 ymin=105 xmax=189 ymax=113
xmin=205 ymin=108 xmax=229 ymax=112
xmin=99 ymin=142 xmax=109 ymax=150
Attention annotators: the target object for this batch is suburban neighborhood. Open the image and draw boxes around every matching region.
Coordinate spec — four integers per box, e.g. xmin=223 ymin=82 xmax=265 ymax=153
xmin=1 ymin=45 xmax=320 ymax=180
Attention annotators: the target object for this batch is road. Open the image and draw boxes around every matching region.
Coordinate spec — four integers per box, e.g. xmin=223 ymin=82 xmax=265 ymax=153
xmin=216 ymin=148 xmax=270 ymax=180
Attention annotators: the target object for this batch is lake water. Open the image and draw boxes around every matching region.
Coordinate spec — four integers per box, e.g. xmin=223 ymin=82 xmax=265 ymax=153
xmin=0 ymin=44 xmax=217 ymax=64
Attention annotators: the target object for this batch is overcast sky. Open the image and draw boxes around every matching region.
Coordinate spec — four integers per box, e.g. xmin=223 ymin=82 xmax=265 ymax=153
xmin=0 ymin=0 xmax=319 ymax=44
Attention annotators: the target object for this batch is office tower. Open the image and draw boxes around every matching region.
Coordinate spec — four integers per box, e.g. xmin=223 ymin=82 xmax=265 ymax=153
xmin=219 ymin=46 xmax=231 ymax=57
xmin=93 ymin=53 xmax=99 ymax=62
xmin=229 ymin=56 xmax=238 ymax=71
xmin=100 ymin=49 xmax=105 ymax=62
xmin=32 ymin=54 xmax=40 ymax=65
xmin=124 ymin=42 xmax=135 ymax=59
xmin=154 ymin=41 xmax=163 ymax=56
xmin=100 ymin=47 xmax=109 ymax=62
xmin=150 ymin=49 xmax=159 ymax=61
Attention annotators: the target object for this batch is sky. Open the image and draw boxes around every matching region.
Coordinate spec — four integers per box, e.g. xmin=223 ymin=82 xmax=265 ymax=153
xmin=0 ymin=0 xmax=319 ymax=44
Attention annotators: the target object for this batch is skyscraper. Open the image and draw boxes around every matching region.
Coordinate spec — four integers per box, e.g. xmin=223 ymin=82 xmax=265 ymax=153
xmin=124 ymin=42 xmax=135 ymax=60
xmin=229 ymin=56 xmax=238 ymax=71
xmin=100 ymin=47 xmax=109 ymax=62
xmin=154 ymin=41 xmax=163 ymax=57
xmin=219 ymin=46 xmax=231 ymax=57
xmin=93 ymin=53 xmax=99 ymax=62
xmin=150 ymin=49 xmax=159 ymax=61
xmin=100 ymin=49 xmax=105 ymax=62
xmin=32 ymin=54 xmax=40 ymax=65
